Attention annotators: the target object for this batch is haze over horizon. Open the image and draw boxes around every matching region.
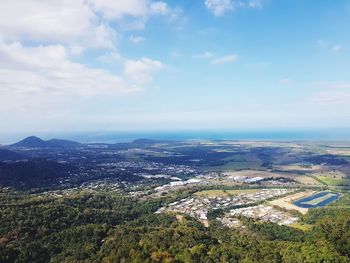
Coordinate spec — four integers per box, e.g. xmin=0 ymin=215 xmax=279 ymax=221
xmin=1 ymin=0 xmax=350 ymax=133
xmin=2 ymin=128 xmax=350 ymax=145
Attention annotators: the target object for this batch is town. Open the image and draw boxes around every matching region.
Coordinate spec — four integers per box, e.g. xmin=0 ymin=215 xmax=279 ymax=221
xmin=156 ymin=188 xmax=293 ymax=226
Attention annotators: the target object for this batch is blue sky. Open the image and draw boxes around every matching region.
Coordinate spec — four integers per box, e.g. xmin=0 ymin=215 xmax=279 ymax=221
xmin=0 ymin=0 xmax=350 ymax=134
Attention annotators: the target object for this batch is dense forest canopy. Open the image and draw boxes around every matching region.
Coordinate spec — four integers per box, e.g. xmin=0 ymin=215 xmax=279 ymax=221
xmin=1 ymin=190 xmax=350 ymax=263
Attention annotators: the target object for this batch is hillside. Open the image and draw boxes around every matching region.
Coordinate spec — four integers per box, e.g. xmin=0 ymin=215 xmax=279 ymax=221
xmin=0 ymin=160 xmax=76 ymax=189
xmin=0 ymin=149 xmax=26 ymax=161
xmin=11 ymin=136 xmax=80 ymax=148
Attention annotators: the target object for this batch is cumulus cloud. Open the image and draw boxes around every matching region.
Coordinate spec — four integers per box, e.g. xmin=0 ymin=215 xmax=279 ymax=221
xmin=89 ymin=0 xmax=181 ymax=29
xmin=129 ymin=35 xmax=146 ymax=44
xmin=124 ymin=58 xmax=165 ymax=85
xmin=205 ymin=0 xmax=233 ymax=16
xmin=0 ymin=0 xmax=176 ymax=118
xmin=248 ymin=0 xmax=264 ymax=8
xmin=0 ymin=0 xmax=182 ymax=47
xmin=150 ymin=1 xmax=171 ymax=15
xmin=309 ymin=81 xmax=350 ymax=105
xmin=205 ymin=0 xmax=264 ymax=16
xmin=193 ymin=52 xmax=239 ymax=64
xmin=0 ymin=42 xmax=135 ymax=107
xmin=89 ymin=0 xmax=149 ymax=19
xmin=0 ymin=0 xmax=117 ymax=49
xmin=211 ymin=54 xmax=238 ymax=64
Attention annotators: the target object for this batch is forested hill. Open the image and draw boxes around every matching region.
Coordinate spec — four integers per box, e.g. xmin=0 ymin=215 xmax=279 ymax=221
xmin=0 ymin=149 xmax=26 ymax=162
xmin=0 ymin=160 xmax=76 ymax=190
xmin=11 ymin=136 xmax=81 ymax=148
xmin=0 ymin=191 xmax=349 ymax=262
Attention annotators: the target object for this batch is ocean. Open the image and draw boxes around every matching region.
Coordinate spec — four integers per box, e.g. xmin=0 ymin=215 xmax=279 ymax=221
xmin=2 ymin=129 xmax=350 ymax=144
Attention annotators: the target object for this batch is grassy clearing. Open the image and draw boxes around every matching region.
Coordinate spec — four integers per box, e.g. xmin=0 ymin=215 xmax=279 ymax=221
xmin=194 ymin=189 xmax=260 ymax=197
xmin=315 ymin=175 xmax=350 ymax=186
xmin=269 ymin=191 xmax=313 ymax=215
xmin=294 ymin=175 xmax=321 ymax=185
xmin=291 ymin=222 xmax=313 ymax=231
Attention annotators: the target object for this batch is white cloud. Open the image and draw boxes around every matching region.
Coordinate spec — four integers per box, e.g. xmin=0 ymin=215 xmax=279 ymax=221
xmin=97 ymin=51 xmax=122 ymax=63
xmin=0 ymin=0 xmax=117 ymax=49
xmin=205 ymin=0 xmax=264 ymax=16
xmin=124 ymin=58 xmax=165 ymax=85
xmin=0 ymin=42 xmax=135 ymax=100
xmin=248 ymin=0 xmax=263 ymax=8
xmin=0 ymin=0 xmax=173 ymax=118
xmin=0 ymin=0 xmax=182 ymax=48
xmin=211 ymin=54 xmax=238 ymax=64
xmin=0 ymin=40 xmax=166 ymax=118
xmin=205 ymin=0 xmax=233 ymax=16
xmin=193 ymin=52 xmax=215 ymax=59
xmin=316 ymin=40 xmax=344 ymax=53
xmin=90 ymin=0 xmax=177 ymax=19
xmin=89 ymin=0 xmax=149 ymax=19
xmin=309 ymin=81 xmax=350 ymax=105
xmin=311 ymin=90 xmax=350 ymax=105
xmin=150 ymin=1 xmax=171 ymax=15
xmin=90 ymin=0 xmax=182 ymax=29
xmin=129 ymin=35 xmax=146 ymax=44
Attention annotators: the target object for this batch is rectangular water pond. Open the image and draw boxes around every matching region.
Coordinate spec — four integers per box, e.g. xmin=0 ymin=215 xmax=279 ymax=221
xmin=293 ymin=191 xmax=340 ymax=208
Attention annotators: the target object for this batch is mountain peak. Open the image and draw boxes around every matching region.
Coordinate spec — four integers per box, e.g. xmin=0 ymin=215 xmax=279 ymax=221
xmin=12 ymin=136 xmax=46 ymax=147
xmin=11 ymin=136 xmax=80 ymax=148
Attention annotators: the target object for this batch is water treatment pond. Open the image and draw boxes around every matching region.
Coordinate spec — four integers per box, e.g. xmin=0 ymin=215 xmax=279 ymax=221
xmin=293 ymin=191 xmax=340 ymax=208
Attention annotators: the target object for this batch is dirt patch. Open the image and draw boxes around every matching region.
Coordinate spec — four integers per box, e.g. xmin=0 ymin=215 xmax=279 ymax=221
xmin=269 ymin=191 xmax=315 ymax=215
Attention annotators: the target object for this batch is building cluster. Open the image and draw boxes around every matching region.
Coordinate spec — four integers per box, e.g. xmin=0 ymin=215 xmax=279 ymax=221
xmin=228 ymin=176 xmax=265 ymax=184
xmin=224 ymin=204 xmax=299 ymax=226
xmin=154 ymin=178 xmax=205 ymax=191
xmin=157 ymin=189 xmax=291 ymax=224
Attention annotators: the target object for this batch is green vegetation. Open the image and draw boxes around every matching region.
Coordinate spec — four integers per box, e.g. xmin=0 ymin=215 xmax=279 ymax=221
xmin=315 ymin=175 xmax=350 ymax=186
xmin=1 ymin=190 xmax=350 ymax=262
xmin=290 ymin=222 xmax=313 ymax=232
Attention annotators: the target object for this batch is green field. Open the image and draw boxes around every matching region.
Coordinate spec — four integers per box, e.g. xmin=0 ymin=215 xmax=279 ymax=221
xmin=291 ymin=222 xmax=313 ymax=231
xmin=315 ymin=175 xmax=350 ymax=186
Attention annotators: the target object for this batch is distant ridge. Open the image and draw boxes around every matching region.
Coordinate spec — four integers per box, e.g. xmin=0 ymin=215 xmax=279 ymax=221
xmin=132 ymin=138 xmax=169 ymax=144
xmin=11 ymin=136 xmax=81 ymax=148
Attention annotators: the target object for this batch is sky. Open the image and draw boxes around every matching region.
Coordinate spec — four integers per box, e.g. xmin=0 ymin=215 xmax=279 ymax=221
xmin=0 ymin=0 xmax=350 ymax=135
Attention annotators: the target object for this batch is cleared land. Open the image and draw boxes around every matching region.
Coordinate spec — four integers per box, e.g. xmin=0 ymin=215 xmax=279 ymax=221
xmin=274 ymin=164 xmax=323 ymax=172
xmin=194 ymin=189 xmax=260 ymax=197
xmin=290 ymin=222 xmax=313 ymax=231
xmin=224 ymin=170 xmax=320 ymax=185
xmin=315 ymin=173 xmax=350 ymax=186
xmin=205 ymin=154 xmax=263 ymax=171
xmin=269 ymin=191 xmax=314 ymax=215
